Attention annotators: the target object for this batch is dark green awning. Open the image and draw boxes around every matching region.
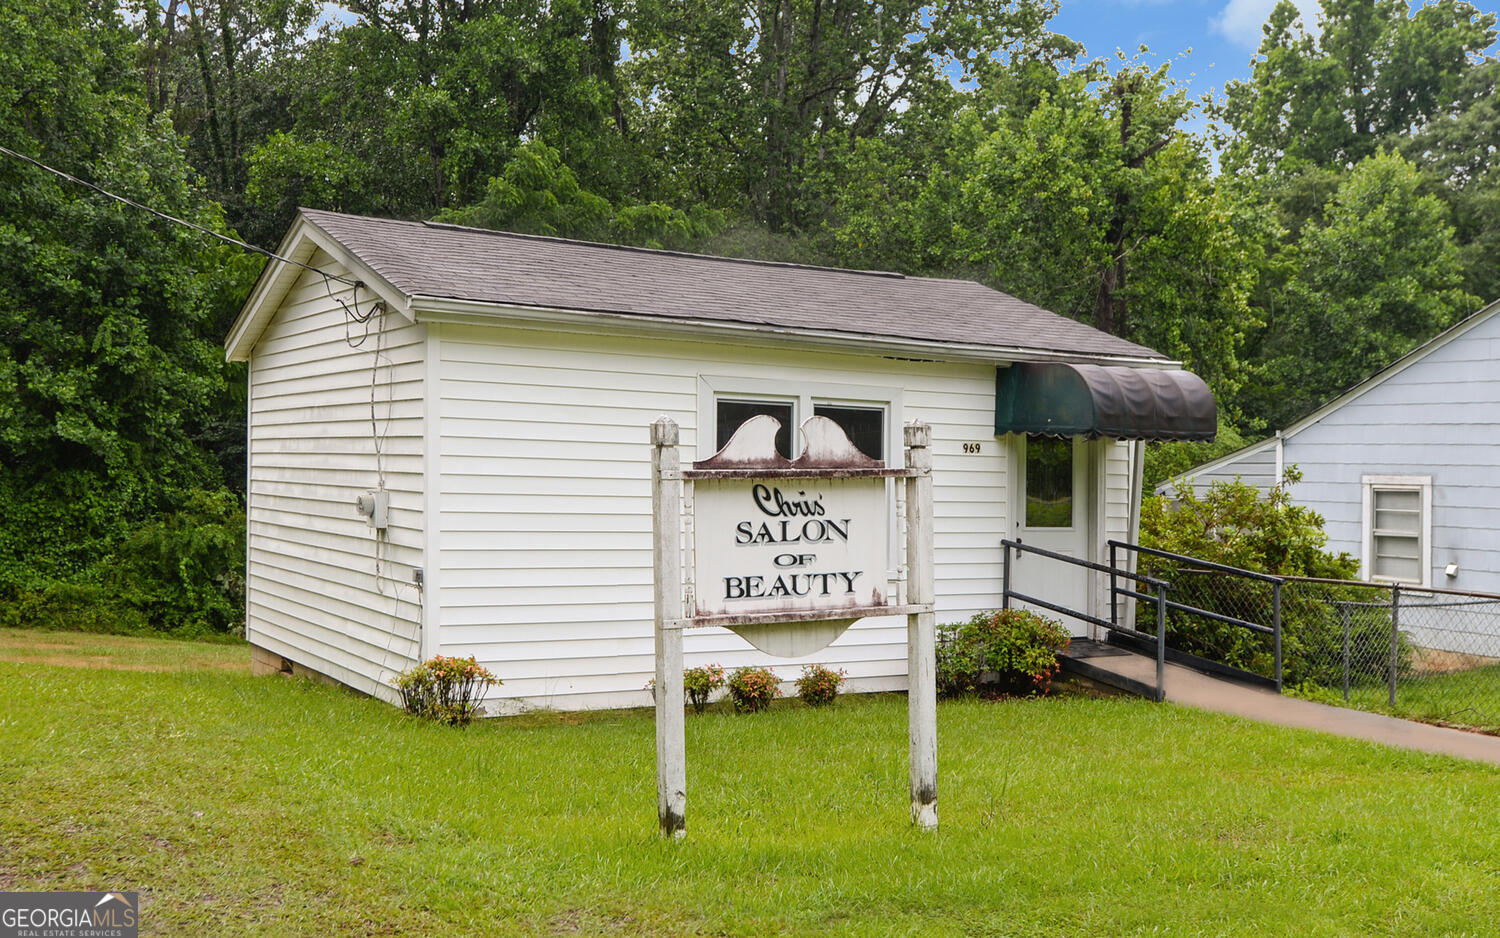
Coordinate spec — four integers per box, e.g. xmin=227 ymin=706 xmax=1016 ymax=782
xmin=995 ymin=362 xmax=1216 ymax=442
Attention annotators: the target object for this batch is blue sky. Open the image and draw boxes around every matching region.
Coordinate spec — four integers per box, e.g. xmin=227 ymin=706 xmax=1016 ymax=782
xmin=1046 ymin=0 xmax=1499 ymax=110
xmin=1046 ymin=0 xmax=1319 ymax=102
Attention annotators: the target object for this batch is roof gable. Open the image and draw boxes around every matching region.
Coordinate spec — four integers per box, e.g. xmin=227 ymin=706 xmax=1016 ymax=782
xmin=1159 ymin=295 xmax=1500 ymax=491
xmin=1276 ymin=296 xmax=1500 ymax=441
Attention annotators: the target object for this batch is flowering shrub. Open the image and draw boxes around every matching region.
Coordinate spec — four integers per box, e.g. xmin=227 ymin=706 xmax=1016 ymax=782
xmin=683 ymin=663 xmax=726 ymax=712
xmin=936 ymin=609 xmax=1070 ymax=698
xmin=727 ymin=666 xmax=781 ymax=713
xmin=795 ymin=664 xmax=847 ymax=706
xmin=393 ymin=655 xmax=499 ymax=726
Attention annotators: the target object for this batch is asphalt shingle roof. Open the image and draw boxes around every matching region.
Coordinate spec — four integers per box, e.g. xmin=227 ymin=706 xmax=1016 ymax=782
xmin=301 ymin=208 xmax=1167 ymax=361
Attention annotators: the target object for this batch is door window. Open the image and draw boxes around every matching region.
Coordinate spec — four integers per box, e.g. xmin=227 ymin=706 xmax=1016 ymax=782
xmin=1025 ymin=435 xmax=1074 ymax=528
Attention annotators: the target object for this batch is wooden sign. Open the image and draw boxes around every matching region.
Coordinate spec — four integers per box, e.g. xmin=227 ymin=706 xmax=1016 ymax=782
xmin=651 ymin=414 xmax=938 ymax=838
xmin=692 ymin=477 xmax=887 ymax=618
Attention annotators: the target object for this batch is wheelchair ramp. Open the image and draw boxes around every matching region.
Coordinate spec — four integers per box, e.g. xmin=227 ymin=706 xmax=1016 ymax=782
xmin=1061 ymin=639 xmax=1500 ymax=766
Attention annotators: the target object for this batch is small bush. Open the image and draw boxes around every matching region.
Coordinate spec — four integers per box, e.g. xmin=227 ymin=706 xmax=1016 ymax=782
xmin=393 ymin=655 xmax=500 ymax=726
xmin=727 ymin=666 xmax=781 ymax=713
xmin=683 ymin=663 xmax=726 ymax=712
xmin=795 ymin=664 xmax=847 ymax=706
xmin=937 ymin=609 xmax=1070 ymax=697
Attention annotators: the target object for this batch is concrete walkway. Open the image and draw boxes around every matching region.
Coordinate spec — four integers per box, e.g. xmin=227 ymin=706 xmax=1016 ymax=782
xmin=1063 ymin=641 xmax=1500 ymax=766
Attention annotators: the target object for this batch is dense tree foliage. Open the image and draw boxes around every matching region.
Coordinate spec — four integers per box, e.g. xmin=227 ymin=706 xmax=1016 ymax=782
xmin=3 ymin=0 xmax=1498 ymax=632
xmin=0 ymin=0 xmax=255 ymax=631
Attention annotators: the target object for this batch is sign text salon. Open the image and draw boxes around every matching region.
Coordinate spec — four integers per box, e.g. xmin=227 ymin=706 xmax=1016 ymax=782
xmin=693 ymin=478 xmax=888 ymax=618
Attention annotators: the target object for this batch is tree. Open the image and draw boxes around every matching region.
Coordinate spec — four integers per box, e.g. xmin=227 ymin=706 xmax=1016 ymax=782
xmin=1406 ymin=58 xmax=1500 ymax=303
xmin=827 ymin=60 xmax=1259 ymax=404
xmin=436 ymin=139 xmax=723 ymax=250
xmin=0 ymin=0 xmax=253 ymax=626
xmin=626 ymin=0 xmax=1080 ymax=233
xmin=1220 ymin=0 xmax=1495 ymax=175
xmin=124 ymin=0 xmax=324 ymax=239
xmin=1247 ymin=151 xmax=1476 ymax=426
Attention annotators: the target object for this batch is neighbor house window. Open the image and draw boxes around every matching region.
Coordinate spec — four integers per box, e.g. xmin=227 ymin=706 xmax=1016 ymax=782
xmin=1362 ymin=475 xmax=1431 ymax=586
xmin=715 ymin=398 xmax=794 ymax=458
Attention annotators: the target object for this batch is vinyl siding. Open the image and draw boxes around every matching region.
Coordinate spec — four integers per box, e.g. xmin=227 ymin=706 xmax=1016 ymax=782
xmin=433 ymin=323 xmax=1057 ymax=711
xmin=1166 ymin=439 xmax=1278 ymax=496
xmin=1284 ymin=309 xmax=1500 ymax=592
xmin=245 ymin=254 xmax=425 ymax=700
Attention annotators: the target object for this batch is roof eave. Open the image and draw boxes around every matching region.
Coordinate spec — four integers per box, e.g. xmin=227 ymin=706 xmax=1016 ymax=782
xmin=224 ymin=211 xmax=415 ymax=362
xmin=407 ymin=294 xmax=1180 ymax=368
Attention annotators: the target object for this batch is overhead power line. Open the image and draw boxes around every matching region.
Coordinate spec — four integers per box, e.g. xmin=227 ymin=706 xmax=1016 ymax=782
xmin=0 ymin=142 xmax=359 ymax=285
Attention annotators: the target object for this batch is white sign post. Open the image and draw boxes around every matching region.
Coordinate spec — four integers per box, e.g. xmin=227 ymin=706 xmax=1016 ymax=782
xmin=650 ymin=414 xmax=937 ymax=837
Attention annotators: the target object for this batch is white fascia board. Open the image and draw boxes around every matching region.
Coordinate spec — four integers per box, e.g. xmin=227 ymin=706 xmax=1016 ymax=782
xmin=224 ymin=218 xmax=316 ymax=361
xmin=406 ymin=295 xmax=1182 ymax=369
xmin=296 ymin=222 xmax=413 ymax=324
xmin=1278 ymin=296 xmax=1500 ymax=439
xmin=223 ymin=215 xmax=415 ymax=362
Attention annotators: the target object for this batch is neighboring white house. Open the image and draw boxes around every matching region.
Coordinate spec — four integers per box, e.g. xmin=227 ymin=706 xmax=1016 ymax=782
xmin=1161 ymin=297 xmax=1500 ymax=595
xmin=226 ymin=209 xmax=1215 ymax=712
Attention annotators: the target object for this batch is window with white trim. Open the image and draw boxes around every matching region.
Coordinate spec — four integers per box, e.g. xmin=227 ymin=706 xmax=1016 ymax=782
xmin=1362 ymin=475 xmax=1431 ymax=586
xmin=715 ymin=398 xmax=795 ymax=458
xmin=699 ymin=376 xmax=901 ymax=569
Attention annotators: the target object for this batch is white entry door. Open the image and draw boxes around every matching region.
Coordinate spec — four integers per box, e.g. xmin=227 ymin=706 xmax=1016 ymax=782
xmin=1011 ymin=435 xmax=1094 ymax=637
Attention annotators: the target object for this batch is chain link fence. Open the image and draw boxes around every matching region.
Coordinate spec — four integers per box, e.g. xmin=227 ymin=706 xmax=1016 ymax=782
xmin=1119 ymin=543 xmax=1500 ymax=734
xmin=1279 ymin=579 xmax=1500 ymax=733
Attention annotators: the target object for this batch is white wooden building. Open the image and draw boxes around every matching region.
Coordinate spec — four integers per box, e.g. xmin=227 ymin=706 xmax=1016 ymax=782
xmin=226 ymin=209 xmax=1215 ymax=711
xmin=1160 ymin=297 xmax=1500 ymax=595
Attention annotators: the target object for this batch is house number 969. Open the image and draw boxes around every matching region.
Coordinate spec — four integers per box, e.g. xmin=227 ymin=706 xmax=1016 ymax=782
xmin=962 ymin=442 xmax=982 ymax=454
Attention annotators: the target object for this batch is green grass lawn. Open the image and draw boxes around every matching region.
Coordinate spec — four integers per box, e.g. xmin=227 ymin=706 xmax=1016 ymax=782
xmin=1325 ymin=663 xmax=1500 ymax=735
xmin=4 ymin=629 xmax=1500 ymax=936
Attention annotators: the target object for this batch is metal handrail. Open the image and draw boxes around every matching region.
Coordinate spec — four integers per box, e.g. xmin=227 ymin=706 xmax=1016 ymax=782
xmin=1003 ymin=539 xmax=1170 ymax=588
xmin=1108 ymin=539 xmax=1284 ymax=691
xmin=1003 ymin=538 xmax=1168 ymax=701
xmin=1108 ymin=540 xmax=1285 ymax=585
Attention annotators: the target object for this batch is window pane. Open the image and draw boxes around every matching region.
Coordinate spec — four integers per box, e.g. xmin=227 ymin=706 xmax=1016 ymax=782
xmin=1374 ymin=508 xmax=1421 ymax=534
xmin=717 ymin=400 xmax=793 ymax=458
xmin=1374 ymin=489 xmax=1420 ymax=512
xmin=1025 ymin=435 xmax=1073 ymax=528
xmin=813 ymin=405 xmax=884 ymax=460
xmin=1373 ymin=537 xmax=1421 ymax=581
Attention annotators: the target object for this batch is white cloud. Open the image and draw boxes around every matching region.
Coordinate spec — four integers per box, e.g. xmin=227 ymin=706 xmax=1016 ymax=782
xmin=1211 ymin=0 xmax=1321 ymax=48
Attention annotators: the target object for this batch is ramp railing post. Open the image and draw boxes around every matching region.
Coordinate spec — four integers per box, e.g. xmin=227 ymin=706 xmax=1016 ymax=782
xmin=1272 ymin=581 xmax=1283 ymax=693
xmin=1154 ymin=581 xmax=1167 ymax=702
xmin=1109 ymin=541 xmax=1118 ymax=632
xmin=1001 ymin=541 xmax=1012 ymax=611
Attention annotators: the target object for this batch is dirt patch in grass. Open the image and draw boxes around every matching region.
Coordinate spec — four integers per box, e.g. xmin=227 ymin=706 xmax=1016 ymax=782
xmin=4 ymin=653 xmax=245 ymax=673
xmin=0 ymin=629 xmax=247 ymax=673
xmin=1411 ymin=646 xmax=1500 ymax=675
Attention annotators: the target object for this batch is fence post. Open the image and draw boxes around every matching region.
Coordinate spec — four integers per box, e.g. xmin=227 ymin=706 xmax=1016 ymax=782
xmin=1109 ymin=541 xmax=1118 ymax=632
xmin=1001 ymin=542 xmax=1011 ymax=611
xmin=1340 ymin=604 xmax=1351 ymax=702
xmin=1388 ymin=583 xmax=1401 ymax=709
xmin=1272 ymin=581 xmax=1283 ymax=693
xmin=1154 ymin=581 xmax=1168 ymax=702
